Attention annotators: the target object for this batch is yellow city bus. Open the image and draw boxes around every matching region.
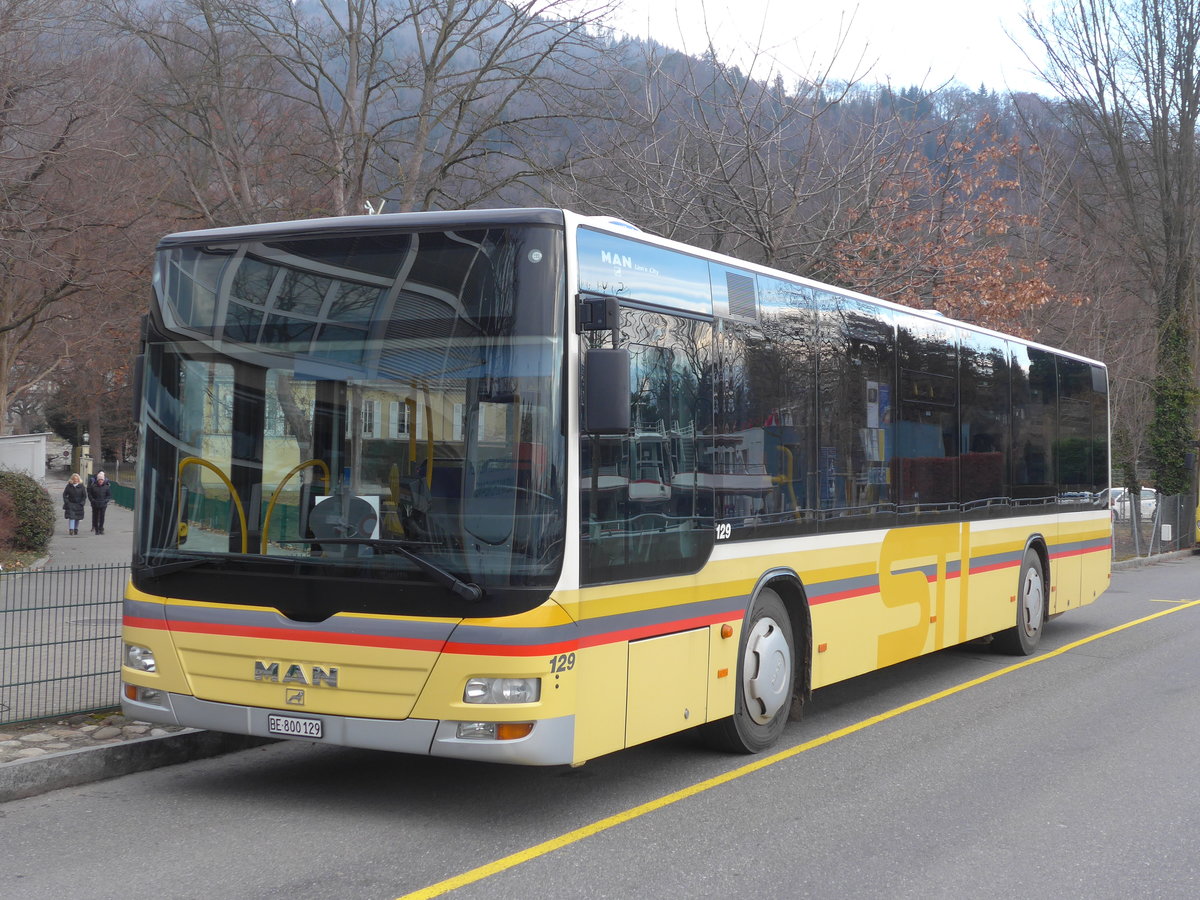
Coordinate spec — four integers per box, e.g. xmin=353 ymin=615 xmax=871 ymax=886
xmin=121 ymin=208 xmax=1111 ymax=765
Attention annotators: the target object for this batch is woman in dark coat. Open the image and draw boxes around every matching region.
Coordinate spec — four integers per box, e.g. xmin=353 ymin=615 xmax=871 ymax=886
xmin=62 ymin=473 xmax=87 ymax=536
xmin=87 ymin=470 xmax=112 ymax=535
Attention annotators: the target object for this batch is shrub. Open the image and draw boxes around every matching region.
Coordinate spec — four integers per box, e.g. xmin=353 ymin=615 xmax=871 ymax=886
xmin=0 ymin=469 xmax=56 ymax=552
xmin=0 ymin=490 xmax=15 ymax=548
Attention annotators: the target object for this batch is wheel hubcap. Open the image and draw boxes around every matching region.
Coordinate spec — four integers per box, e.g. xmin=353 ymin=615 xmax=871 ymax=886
xmin=1020 ymin=565 xmax=1045 ymax=637
xmin=743 ymin=616 xmax=791 ymax=725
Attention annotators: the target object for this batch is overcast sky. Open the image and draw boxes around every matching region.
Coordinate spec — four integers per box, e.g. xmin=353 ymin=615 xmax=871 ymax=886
xmin=605 ymin=0 xmax=1051 ymax=94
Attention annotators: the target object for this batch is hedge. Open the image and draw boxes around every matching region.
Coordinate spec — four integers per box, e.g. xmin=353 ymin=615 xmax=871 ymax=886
xmin=0 ymin=469 xmax=56 ymax=553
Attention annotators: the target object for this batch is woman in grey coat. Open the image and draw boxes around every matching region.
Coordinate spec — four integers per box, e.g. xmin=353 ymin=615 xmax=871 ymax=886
xmin=87 ymin=471 xmax=112 ymax=535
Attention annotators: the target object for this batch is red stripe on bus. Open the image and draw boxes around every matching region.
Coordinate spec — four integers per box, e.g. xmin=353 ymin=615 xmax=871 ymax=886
xmin=969 ymin=560 xmax=1020 ymax=575
xmin=444 ymin=610 xmax=741 ymax=656
xmin=125 ymin=610 xmax=744 ymax=659
xmin=809 ymin=585 xmax=876 ymax=605
xmin=930 ymin=571 xmax=962 ymax=582
xmin=1050 ymin=544 xmax=1112 ymax=560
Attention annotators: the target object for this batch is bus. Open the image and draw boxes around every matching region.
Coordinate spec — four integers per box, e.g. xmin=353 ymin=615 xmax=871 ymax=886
xmin=121 ymin=208 xmax=1111 ymax=765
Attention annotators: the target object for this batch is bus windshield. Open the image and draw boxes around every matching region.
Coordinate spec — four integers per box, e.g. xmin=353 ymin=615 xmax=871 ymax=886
xmin=135 ymin=223 xmax=566 ymax=617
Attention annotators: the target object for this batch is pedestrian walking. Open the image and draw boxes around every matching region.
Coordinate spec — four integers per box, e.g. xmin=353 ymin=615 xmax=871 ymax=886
xmin=86 ymin=471 xmax=97 ymax=531
xmin=62 ymin=473 xmax=87 ymax=536
xmin=88 ymin=470 xmax=112 ymax=535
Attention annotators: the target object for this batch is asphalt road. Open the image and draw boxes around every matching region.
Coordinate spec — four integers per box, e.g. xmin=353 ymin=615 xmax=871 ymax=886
xmin=3 ymin=557 xmax=1200 ymax=899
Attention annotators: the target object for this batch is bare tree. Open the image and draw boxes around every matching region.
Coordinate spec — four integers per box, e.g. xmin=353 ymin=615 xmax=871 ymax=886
xmin=190 ymin=0 xmax=617 ymax=216
xmin=1025 ymin=0 xmax=1200 ymax=494
xmin=0 ymin=0 xmax=143 ymax=431
xmin=384 ymin=0 xmax=616 ymax=212
xmin=102 ymin=0 xmax=616 ymax=219
xmin=98 ymin=0 xmax=328 ymax=224
xmin=216 ymin=0 xmax=419 ymax=217
xmin=571 ymin=38 xmax=903 ymax=262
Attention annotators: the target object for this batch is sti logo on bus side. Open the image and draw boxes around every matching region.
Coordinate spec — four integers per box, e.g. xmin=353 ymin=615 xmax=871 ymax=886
xmin=254 ymin=661 xmax=339 ymax=688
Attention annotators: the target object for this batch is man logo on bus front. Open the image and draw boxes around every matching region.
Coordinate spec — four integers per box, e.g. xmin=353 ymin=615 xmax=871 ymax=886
xmin=254 ymin=661 xmax=339 ymax=688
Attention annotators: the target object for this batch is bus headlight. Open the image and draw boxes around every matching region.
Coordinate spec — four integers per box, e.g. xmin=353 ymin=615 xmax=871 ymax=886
xmin=124 ymin=643 xmax=157 ymax=673
xmin=463 ymin=676 xmax=540 ymax=704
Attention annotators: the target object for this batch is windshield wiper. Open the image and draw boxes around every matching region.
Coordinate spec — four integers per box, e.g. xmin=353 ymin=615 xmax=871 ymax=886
xmin=281 ymin=538 xmax=484 ymax=602
xmin=139 ymin=555 xmax=227 ymax=577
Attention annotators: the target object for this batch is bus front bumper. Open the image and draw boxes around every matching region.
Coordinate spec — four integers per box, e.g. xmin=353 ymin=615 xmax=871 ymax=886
xmin=122 ymin=688 xmax=576 ymax=766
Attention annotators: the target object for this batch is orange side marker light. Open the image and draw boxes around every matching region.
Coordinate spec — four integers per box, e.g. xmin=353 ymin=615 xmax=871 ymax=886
xmin=496 ymin=723 xmax=534 ymax=741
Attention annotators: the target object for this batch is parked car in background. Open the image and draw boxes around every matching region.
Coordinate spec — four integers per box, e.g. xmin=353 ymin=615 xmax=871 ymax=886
xmin=1104 ymin=487 xmax=1159 ymax=521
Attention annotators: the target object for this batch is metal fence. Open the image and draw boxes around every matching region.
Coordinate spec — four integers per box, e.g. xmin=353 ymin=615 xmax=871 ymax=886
xmin=110 ymin=480 xmax=135 ymax=510
xmin=0 ymin=564 xmax=128 ymax=726
xmin=1111 ymin=493 xmax=1194 ymax=561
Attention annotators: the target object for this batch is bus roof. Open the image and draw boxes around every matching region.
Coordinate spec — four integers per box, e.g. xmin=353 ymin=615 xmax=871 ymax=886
xmin=567 ymin=210 xmax=1106 ymax=370
xmin=157 ymin=207 xmax=566 ymax=248
xmin=156 ymin=206 xmax=1104 ymax=370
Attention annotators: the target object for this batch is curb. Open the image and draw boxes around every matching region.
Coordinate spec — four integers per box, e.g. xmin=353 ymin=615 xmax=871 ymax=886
xmin=1111 ymin=548 xmax=1197 ymax=570
xmin=0 ymin=731 xmax=275 ymax=803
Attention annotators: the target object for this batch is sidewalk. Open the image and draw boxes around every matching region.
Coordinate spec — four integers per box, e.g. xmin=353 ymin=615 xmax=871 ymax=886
xmin=42 ymin=473 xmax=135 ymax=569
xmin=0 ymin=475 xmax=270 ymax=803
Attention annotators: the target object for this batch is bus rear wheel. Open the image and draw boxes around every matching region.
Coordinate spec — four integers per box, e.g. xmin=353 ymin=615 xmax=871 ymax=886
xmin=703 ymin=587 xmax=794 ymax=753
xmin=993 ymin=549 xmax=1045 ymax=655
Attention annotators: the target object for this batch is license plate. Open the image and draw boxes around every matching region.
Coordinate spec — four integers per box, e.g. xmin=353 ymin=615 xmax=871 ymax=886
xmin=267 ymin=713 xmax=323 ymax=739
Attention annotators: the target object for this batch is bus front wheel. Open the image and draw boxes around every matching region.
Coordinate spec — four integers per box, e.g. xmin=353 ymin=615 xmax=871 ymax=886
xmin=993 ymin=549 xmax=1046 ymax=655
xmin=704 ymin=587 xmax=794 ymax=753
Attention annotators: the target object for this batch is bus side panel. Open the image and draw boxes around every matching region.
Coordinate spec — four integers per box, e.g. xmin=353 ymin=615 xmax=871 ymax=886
xmin=573 ymin=640 xmax=629 ymax=763
xmin=1080 ymin=517 xmax=1113 ymax=605
xmin=961 ymin=524 xmax=1032 ymax=639
xmin=1051 ymin=518 xmax=1081 ymax=614
xmin=625 ymin=628 xmax=709 ymax=746
xmin=567 ymin=515 xmax=1110 ymax=761
xmin=1053 ymin=512 xmax=1111 ymax=612
xmin=804 ymin=519 xmax=1057 ymax=690
xmin=801 ymin=525 xmax=973 ymax=689
xmin=571 ymin=576 xmax=747 ymax=760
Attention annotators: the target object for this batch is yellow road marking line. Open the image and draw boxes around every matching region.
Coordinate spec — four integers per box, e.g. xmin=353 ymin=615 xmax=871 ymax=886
xmin=397 ymin=599 xmax=1200 ymax=900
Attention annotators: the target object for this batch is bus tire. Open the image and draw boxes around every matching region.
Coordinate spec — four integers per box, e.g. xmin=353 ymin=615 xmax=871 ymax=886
xmin=993 ymin=549 xmax=1046 ymax=655
xmin=703 ymin=587 xmax=794 ymax=753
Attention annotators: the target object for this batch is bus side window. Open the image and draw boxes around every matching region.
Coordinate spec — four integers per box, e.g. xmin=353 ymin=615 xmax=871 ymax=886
xmin=580 ymin=312 xmax=714 ymax=584
xmin=896 ymin=314 xmax=958 ymax=520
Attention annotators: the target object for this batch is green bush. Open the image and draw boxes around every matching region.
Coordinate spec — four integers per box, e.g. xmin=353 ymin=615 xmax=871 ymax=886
xmin=0 ymin=469 xmax=56 ymax=552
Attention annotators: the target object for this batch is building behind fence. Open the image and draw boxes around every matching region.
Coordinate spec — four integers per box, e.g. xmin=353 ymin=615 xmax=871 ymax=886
xmin=0 ymin=564 xmax=128 ymax=726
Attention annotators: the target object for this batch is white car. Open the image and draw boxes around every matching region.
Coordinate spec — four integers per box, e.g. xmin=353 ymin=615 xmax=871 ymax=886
xmin=1106 ymin=487 xmax=1158 ymax=521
